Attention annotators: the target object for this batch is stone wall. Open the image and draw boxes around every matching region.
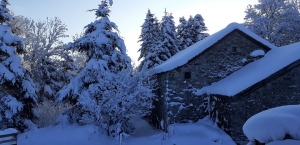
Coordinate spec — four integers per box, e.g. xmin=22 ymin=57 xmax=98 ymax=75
xmin=156 ymin=30 xmax=270 ymax=124
xmin=224 ymin=63 xmax=300 ymax=142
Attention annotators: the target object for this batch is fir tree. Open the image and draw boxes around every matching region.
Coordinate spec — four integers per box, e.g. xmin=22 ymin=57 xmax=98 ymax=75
xmin=187 ymin=15 xmax=194 ymax=42
xmin=244 ymin=0 xmax=300 ymax=46
xmin=176 ymin=17 xmax=193 ymax=50
xmin=192 ymin=14 xmax=208 ymax=42
xmin=68 ymin=0 xmax=130 ymax=72
xmin=138 ymin=9 xmax=165 ymax=70
xmin=57 ymin=0 xmax=153 ymax=138
xmin=0 ymin=0 xmax=37 ymax=131
xmin=59 ymin=0 xmax=131 ymax=107
xmin=160 ymin=9 xmax=179 ymax=56
xmin=183 ymin=14 xmax=209 ymax=47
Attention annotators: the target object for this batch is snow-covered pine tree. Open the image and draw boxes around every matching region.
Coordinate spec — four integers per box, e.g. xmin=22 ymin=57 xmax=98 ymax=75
xmin=244 ymin=0 xmax=300 ymax=46
xmin=176 ymin=17 xmax=193 ymax=51
xmin=160 ymin=9 xmax=179 ymax=57
xmin=137 ymin=9 xmax=165 ymax=70
xmin=58 ymin=0 xmax=153 ymax=138
xmin=192 ymin=14 xmax=208 ymax=43
xmin=184 ymin=14 xmax=209 ymax=47
xmin=0 ymin=0 xmax=37 ymax=131
xmin=67 ymin=0 xmax=131 ymax=72
xmin=187 ymin=15 xmax=195 ymax=43
xmin=0 ymin=0 xmax=12 ymax=24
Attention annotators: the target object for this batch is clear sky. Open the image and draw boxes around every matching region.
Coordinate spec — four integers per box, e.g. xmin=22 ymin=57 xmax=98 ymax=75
xmin=9 ymin=0 xmax=257 ymax=64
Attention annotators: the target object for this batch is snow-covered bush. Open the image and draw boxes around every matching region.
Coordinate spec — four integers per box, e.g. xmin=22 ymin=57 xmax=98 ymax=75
xmin=243 ymin=105 xmax=300 ymax=143
xmin=58 ymin=63 xmax=154 ymax=137
xmin=33 ymin=99 xmax=72 ymax=128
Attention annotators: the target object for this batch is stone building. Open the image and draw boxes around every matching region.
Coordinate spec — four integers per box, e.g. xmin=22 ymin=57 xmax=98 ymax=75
xmin=149 ymin=23 xmax=275 ymax=129
xmin=150 ymin=22 xmax=300 ymax=144
xmin=204 ymin=42 xmax=300 ymax=144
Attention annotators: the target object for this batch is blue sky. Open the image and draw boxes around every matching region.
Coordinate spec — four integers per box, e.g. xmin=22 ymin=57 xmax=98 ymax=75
xmin=9 ymin=0 xmax=257 ymax=63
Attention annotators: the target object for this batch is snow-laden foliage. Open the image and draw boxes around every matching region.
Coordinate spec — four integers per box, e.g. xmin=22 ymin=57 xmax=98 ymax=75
xmin=176 ymin=17 xmax=193 ymax=50
xmin=159 ymin=9 xmax=179 ymax=57
xmin=159 ymin=9 xmax=179 ymax=58
xmin=58 ymin=0 xmax=152 ymax=138
xmin=191 ymin=14 xmax=209 ymax=43
xmin=0 ymin=0 xmax=12 ymax=24
xmin=138 ymin=9 xmax=179 ymax=71
xmin=58 ymin=59 xmax=154 ymax=137
xmin=177 ymin=14 xmax=208 ymax=50
xmin=9 ymin=14 xmax=31 ymax=37
xmin=11 ymin=15 xmax=76 ymax=101
xmin=0 ymin=23 xmax=37 ymax=131
xmin=244 ymin=0 xmax=300 ymax=46
xmin=137 ymin=9 xmax=163 ymax=70
xmin=69 ymin=0 xmax=131 ymax=72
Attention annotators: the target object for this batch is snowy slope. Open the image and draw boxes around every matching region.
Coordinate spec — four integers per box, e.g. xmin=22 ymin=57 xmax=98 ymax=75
xmin=205 ymin=42 xmax=300 ymax=96
xmin=150 ymin=22 xmax=276 ymax=75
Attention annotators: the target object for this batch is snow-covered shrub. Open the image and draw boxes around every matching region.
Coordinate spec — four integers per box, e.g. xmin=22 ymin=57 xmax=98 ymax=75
xmin=58 ymin=65 xmax=154 ymax=137
xmin=33 ymin=99 xmax=72 ymax=128
xmin=243 ymin=105 xmax=300 ymax=143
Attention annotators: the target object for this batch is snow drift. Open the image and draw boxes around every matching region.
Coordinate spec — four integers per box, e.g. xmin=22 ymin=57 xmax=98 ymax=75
xmin=243 ymin=105 xmax=300 ymax=143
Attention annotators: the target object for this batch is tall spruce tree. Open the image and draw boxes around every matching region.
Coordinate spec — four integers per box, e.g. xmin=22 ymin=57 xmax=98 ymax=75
xmin=191 ymin=14 xmax=208 ymax=43
xmin=177 ymin=17 xmax=193 ymax=50
xmin=138 ymin=9 xmax=166 ymax=70
xmin=244 ymin=0 xmax=300 ymax=46
xmin=0 ymin=0 xmax=37 ymax=131
xmin=160 ymin=9 xmax=179 ymax=56
xmin=58 ymin=0 xmax=131 ymax=110
xmin=57 ymin=0 xmax=153 ymax=137
xmin=182 ymin=14 xmax=209 ymax=47
xmin=187 ymin=15 xmax=195 ymax=42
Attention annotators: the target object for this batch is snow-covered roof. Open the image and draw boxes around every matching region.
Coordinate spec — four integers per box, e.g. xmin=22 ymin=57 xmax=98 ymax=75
xmin=206 ymin=42 xmax=300 ymax=96
xmin=150 ymin=22 xmax=276 ymax=75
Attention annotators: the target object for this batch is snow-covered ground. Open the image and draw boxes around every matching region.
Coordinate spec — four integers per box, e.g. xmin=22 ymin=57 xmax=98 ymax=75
xmin=18 ymin=116 xmax=235 ymax=145
xmin=267 ymin=140 xmax=300 ymax=145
